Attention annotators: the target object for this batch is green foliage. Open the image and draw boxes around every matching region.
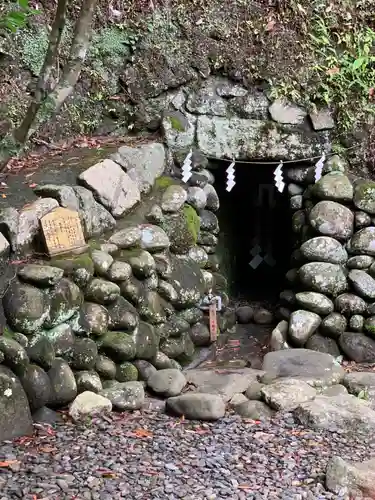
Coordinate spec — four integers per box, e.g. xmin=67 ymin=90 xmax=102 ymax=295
xmin=89 ymin=27 xmax=139 ymax=68
xmin=357 ymin=388 xmax=369 ymax=400
xmin=155 ymin=176 xmax=176 ymax=189
xmin=0 ymin=0 xmax=39 ymax=33
xmin=19 ymin=28 xmax=48 ymax=75
xmin=270 ymin=1 xmax=375 ymax=133
xmin=183 ymin=205 xmax=200 ymax=244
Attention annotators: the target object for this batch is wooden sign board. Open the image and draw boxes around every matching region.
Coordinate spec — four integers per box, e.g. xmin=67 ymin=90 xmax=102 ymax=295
xmin=40 ymin=207 xmax=88 ymax=257
xmin=209 ymin=303 xmax=218 ymax=342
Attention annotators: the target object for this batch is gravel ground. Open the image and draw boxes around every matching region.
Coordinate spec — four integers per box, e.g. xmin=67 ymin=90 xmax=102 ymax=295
xmin=0 ymin=410 xmax=374 ymax=500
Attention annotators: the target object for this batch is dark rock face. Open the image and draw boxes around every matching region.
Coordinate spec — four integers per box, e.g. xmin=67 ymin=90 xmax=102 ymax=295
xmin=0 ymin=366 xmax=33 ymax=441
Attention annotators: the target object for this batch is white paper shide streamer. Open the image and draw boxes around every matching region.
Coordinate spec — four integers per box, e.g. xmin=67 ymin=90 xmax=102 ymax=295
xmin=226 ymin=160 xmax=236 ymax=192
xmin=273 ymin=161 xmax=285 ymax=193
xmin=181 ymin=150 xmax=193 ymax=183
xmin=314 ymin=152 xmax=326 ymax=183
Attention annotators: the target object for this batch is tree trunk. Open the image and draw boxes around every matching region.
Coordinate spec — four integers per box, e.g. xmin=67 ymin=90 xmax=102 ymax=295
xmin=28 ymin=0 xmax=98 ymax=135
xmin=13 ymin=0 xmax=69 ymax=144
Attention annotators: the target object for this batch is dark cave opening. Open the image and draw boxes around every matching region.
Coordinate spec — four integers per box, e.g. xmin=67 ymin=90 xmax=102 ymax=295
xmin=211 ymin=161 xmax=295 ymax=303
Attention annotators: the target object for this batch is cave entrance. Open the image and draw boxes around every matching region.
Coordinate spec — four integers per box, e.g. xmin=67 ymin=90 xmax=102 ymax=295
xmin=211 ymin=160 xmax=295 ymax=304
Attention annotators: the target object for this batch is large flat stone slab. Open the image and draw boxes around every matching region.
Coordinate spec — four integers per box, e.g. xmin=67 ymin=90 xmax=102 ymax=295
xmin=196 ymin=116 xmax=330 ymax=160
xmin=78 ymin=159 xmax=140 ymax=218
xmin=184 ymin=368 xmax=263 ymax=402
xmin=343 ymin=371 xmax=375 ymax=408
xmin=261 ymin=349 xmax=344 ymax=387
xmin=294 ymin=393 xmax=375 ymax=432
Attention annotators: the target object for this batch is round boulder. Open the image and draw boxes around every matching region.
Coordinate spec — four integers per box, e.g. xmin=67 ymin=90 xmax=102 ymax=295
xmin=309 ymin=201 xmax=353 ymax=240
xmin=288 ymin=310 xmax=321 ymax=346
xmin=298 ymin=262 xmax=348 ymax=296
xmin=300 ymin=237 xmax=348 ymax=264
xmin=147 ymin=368 xmax=186 ymax=397
xmin=295 ymin=292 xmax=333 ymax=315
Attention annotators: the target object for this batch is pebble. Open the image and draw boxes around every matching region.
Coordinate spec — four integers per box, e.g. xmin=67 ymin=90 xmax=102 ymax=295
xmin=0 ymin=411 xmax=373 ymax=499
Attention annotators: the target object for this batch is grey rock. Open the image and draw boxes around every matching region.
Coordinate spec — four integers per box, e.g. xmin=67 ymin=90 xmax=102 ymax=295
xmin=305 ymin=334 xmax=341 ymax=357
xmin=326 ymin=456 xmax=375 ymax=498
xmin=309 ymin=108 xmax=335 ymax=130
xmin=73 ymin=186 xmax=116 ymax=237
xmin=107 ymin=296 xmax=138 ymax=332
xmin=113 ymin=142 xmax=165 ymax=194
xmin=261 ymin=349 xmax=344 ymax=387
xmin=18 ymin=264 xmax=63 ymax=286
xmin=100 ymin=331 xmax=136 ymax=362
xmin=321 ymin=313 xmax=347 ymax=339
xmin=166 ymin=393 xmax=225 ymax=420
xmin=48 ymin=358 xmax=77 ymax=407
xmin=300 ymin=236 xmax=348 ymax=264
xmin=186 ymin=80 xmax=227 ymax=116
xmin=323 ymin=154 xmax=347 ymax=174
xmin=312 ymin=172 xmax=353 ymax=202
xmin=234 ymin=400 xmax=274 ymax=420
xmin=19 ymin=364 xmax=52 ymax=411
xmin=0 ymin=206 xmax=19 ymax=251
xmin=348 ymin=227 xmax=375 ymax=256
xmin=203 ymin=184 xmax=220 ymax=211
xmin=32 ymin=406 xmax=62 ymax=424
xmin=229 ymin=90 xmax=269 ymax=119
xmin=139 ymin=224 xmax=170 ymax=252
xmin=69 ymin=391 xmax=112 ymax=421
xmin=347 ymin=255 xmax=373 ymax=269
xmin=295 ymin=292 xmax=334 ymax=315
xmin=189 ymin=322 xmax=211 ymax=347
xmin=3 ymin=281 xmax=50 ymax=334
xmin=68 ymin=338 xmax=98 ymax=370
xmin=236 ymin=306 xmax=254 ymax=324
xmin=178 ymin=307 xmax=204 ymax=325
xmin=16 ymin=198 xmax=59 ymax=252
xmin=188 ymin=246 xmax=208 ymax=268
xmin=133 ymin=360 xmax=157 ymax=381
xmin=100 ymin=381 xmax=144 ymax=411
xmin=37 ymin=323 xmax=74 ymax=357
xmin=261 ymin=379 xmax=317 ymax=411
xmin=0 ymin=365 xmax=33 ymax=441
xmin=196 ymin=115 xmax=329 ymax=160
xmin=91 ymin=250 xmax=113 ymax=276
xmin=162 ymin=110 xmax=196 ymax=153
xmin=270 ymin=320 xmax=289 ymax=351
xmin=78 ymin=159 xmax=140 ymax=217
xmin=75 ymin=371 xmax=102 ymax=393
xmin=364 ymin=316 xmax=375 ymax=338
xmin=27 ymin=336 xmax=55 ymax=371
xmin=348 ymin=270 xmax=375 ymax=299
xmin=334 ymin=293 xmax=367 ymax=316
xmin=0 ymin=232 xmax=10 ymax=255
xmin=107 ymin=261 xmax=132 ymax=282
xmin=161 ymin=185 xmax=187 ymax=212
xmin=355 ymin=211 xmax=371 ymax=229
xmin=294 ymin=393 xmax=375 ymax=432
xmin=349 ymin=314 xmax=364 ymax=332
xmin=147 ymin=369 xmax=186 ymax=397
xmin=80 ymin=302 xmax=109 ymax=336
xmin=109 ymin=226 xmax=141 ymax=248
xmin=85 ymin=279 xmax=120 ymax=305
xmin=151 ymin=351 xmax=182 ymax=370
xmin=269 ymin=99 xmax=306 ymax=124
xmin=321 ymin=384 xmax=348 ymax=397
xmin=133 ymin=321 xmax=159 ymax=360
xmin=309 ymin=201 xmax=353 ymax=240
xmin=185 ymin=368 xmax=262 ymax=403
xmin=353 ymin=181 xmax=375 ymax=214
xmin=343 ymin=371 xmax=375 ymax=405
xmin=290 ymin=194 xmax=303 ymax=210
xmin=339 ymin=332 xmax=375 ymax=362
xmin=245 ymin=381 xmax=265 ymax=401
xmin=158 ymin=280 xmax=178 ymax=303
xmin=288 ymin=310 xmax=321 ymax=346
xmin=138 ymin=290 xmax=168 ymax=325
xmin=298 ymin=262 xmax=348 ymax=296
xmin=167 ymin=256 xmax=205 ymax=308
xmin=95 ymin=355 xmax=116 ymax=380
xmin=0 ymin=336 xmax=29 ymax=375
xmin=253 ymin=308 xmax=274 ymax=325
xmin=100 ymin=243 xmax=118 ymax=255
xmin=45 ymin=278 xmax=83 ymax=328
xmin=187 ymin=187 xmax=207 ymax=210
xmin=122 ymin=249 xmax=155 ymax=279
xmin=34 ymin=184 xmax=79 ymax=211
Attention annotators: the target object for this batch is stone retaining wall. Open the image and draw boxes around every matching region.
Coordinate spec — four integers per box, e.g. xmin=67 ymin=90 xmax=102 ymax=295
xmin=0 ymin=140 xmax=232 ymax=440
xmin=274 ymin=157 xmax=375 ymax=363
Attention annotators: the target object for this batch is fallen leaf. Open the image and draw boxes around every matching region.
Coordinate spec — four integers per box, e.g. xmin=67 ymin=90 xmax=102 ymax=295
xmin=1 ymin=194 xmax=6 ymax=198
xmin=29 ymin=183 xmax=37 ymax=188
xmin=130 ymin=428 xmax=153 ymax=438
xmin=39 ymin=446 xmax=57 ymax=453
xmin=265 ymin=19 xmax=276 ymax=31
xmin=326 ymin=66 xmax=340 ymax=75
xmin=238 ymin=484 xmax=252 ymax=490
xmin=0 ymin=460 xmax=20 ymax=467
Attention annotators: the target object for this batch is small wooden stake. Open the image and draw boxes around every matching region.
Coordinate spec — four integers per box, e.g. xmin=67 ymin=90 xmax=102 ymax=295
xmin=209 ymin=303 xmax=218 ymax=342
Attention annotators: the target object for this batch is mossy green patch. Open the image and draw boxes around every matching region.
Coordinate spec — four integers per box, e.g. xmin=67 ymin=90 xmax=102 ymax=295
xmin=183 ymin=205 xmax=200 ymax=244
xmin=168 ymin=115 xmax=185 ymax=132
xmin=155 ymin=175 xmax=176 ymax=189
xmin=116 ymin=362 xmax=139 ymax=382
xmin=50 ymin=253 xmax=95 ymax=275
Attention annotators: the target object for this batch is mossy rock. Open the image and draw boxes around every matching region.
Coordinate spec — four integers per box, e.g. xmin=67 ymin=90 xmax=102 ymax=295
xmin=155 ymin=176 xmax=177 ymax=190
xmin=99 ymin=331 xmax=136 ymax=362
xmin=50 ymin=253 xmax=95 ymax=288
xmin=116 ymin=362 xmax=138 ymax=382
xmin=162 ymin=206 xmax=200 ymax=254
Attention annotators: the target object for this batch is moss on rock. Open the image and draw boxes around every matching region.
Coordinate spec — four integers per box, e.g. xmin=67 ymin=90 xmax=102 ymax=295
xmin=116 ymin=362 xmax=138 ymax=382
xmin=155 ymin=176 xmax=176 ymax=189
